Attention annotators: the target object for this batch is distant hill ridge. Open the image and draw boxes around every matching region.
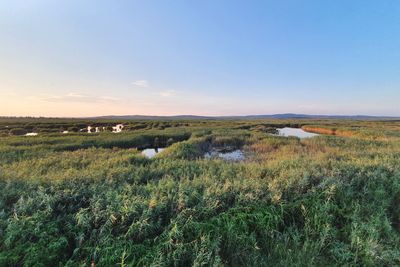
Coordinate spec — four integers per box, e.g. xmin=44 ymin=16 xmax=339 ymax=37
xmin=91 ymin=113 xmax=400 ymax=120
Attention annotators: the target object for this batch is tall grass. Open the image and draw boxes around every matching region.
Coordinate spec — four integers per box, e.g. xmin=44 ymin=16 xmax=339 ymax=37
xmin=0 ymin=119 xmax=399 ymax=266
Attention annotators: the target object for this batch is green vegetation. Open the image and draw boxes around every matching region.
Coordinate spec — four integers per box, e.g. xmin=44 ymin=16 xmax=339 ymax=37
xmin=0 ymin=118 xmax=399 ymax=266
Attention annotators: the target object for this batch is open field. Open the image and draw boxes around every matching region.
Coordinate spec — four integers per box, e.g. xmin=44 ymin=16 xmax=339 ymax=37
xmin=0 ymin=118 xmax=399 ymax=266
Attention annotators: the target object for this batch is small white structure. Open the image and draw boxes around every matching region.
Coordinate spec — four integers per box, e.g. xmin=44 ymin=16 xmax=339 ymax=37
xmin=62 ymin=131 xmax=69 ymax=134
xmin=25 ymin=133 xmax=38 ymax=136
xmin=87 ymin=126 xmax=93 ymax=133
xmin=112 ymin=124 xmax=124 ymax=133
xmin=95 ymin=127 xmax=100 ymax=133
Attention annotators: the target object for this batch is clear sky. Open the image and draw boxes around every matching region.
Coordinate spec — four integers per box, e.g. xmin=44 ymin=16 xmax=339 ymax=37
xmin=1 ymin=0 xmax=400 ymax=117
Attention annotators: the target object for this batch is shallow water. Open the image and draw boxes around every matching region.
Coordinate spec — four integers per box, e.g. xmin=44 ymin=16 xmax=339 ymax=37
xmin=141 ymin=148 xmax=165 ymax=158
xmin=113 ymin=124 xmax=124 ymax=133
xmin=277 ymin=127 xmax=319 ymax=138
xmin=205 ymin=149 xmax=245 ymax=161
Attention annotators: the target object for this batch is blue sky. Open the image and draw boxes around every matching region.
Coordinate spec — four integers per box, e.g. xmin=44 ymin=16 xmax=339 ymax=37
xmin=1 ymin=0 xmax=399 ymax=116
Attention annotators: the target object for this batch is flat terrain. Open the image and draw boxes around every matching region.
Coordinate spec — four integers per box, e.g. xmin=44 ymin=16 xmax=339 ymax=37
xmin=0 ymin=118 xmax=399 ymax=266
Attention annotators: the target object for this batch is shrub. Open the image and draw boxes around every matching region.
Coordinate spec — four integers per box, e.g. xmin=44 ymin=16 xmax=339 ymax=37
xmin=9 ymin=128 xmax=28 ymax=136
xmin=67 ymin=126 xmax=79 ymax=132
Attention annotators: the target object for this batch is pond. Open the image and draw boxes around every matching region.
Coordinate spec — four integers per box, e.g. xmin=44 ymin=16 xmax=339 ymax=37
xmin=205 ymin=149 xmax=245 ymax=161
xmin=277 ymin=127 xmax=319 ymax=138
xmin=141 ymin=148 xmax=165 ymax=158
xmin=113 ymin=124 xmax=124 ymax=133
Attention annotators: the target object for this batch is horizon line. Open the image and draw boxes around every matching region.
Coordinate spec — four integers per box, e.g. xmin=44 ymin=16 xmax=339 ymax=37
xmin=1 ymin=113 xmax=400 ymax=119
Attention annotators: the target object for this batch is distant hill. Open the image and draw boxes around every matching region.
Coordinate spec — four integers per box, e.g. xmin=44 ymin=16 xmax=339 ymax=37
xmin=91 ymin=113 xmax=400 ymax=120
xmin=91 ymin=115 xmax=214 ymax=120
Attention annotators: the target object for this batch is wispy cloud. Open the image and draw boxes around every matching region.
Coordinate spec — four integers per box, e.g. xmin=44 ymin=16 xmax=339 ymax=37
xmin=41 ymin=92 xmax=119 ymax=103
xmin=131 ymin=80 xmax=149 ymax=88
xmin=157 ymin=90 xmax=176 ymax=97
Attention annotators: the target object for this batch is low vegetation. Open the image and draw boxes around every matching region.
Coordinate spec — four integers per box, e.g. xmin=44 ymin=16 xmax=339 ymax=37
xmin=0 ymin=118 xmax=399 ymax=266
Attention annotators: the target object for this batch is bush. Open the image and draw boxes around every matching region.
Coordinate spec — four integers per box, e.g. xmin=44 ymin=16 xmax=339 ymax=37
xmin=9 ymin=128 xmax=28 ymax=136
xmin=67 ymin=126 xmax=79 ymax=132
xmin=167 ymin=138 xmax=174 ymax=146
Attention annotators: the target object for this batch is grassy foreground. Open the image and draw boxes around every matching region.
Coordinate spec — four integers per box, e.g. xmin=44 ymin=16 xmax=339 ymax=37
xmin=0 ymin=119 xmax=399 ymax=266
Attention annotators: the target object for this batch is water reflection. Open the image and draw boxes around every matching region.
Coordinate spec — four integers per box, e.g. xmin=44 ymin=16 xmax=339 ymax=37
xmin=205 ymin=149 xmax=245 ymax=161
xmin=277 ymin=127 xmax=319 ymax=138
xmin=141 ymin=148 xmax=165 ymax=158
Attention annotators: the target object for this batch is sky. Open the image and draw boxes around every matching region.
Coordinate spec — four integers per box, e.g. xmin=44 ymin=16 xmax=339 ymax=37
xmin=1 ymin=0 xmax=400 ymax=117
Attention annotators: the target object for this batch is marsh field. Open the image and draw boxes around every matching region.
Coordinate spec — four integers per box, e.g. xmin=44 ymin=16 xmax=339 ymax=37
xmin=0 ymin=118 xmax=399 ymax=266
